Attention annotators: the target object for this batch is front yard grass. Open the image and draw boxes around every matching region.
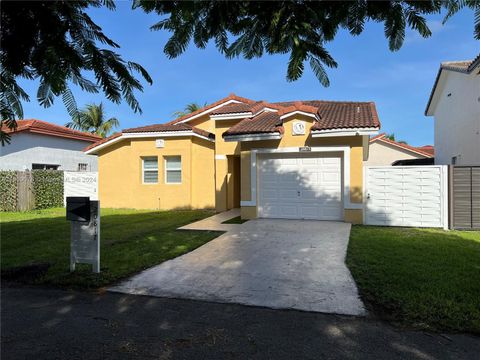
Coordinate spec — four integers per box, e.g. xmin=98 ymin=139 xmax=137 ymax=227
xmin=1 ymin=208 xmax=222 ymax=289
xmin=347 ymin=226 xmax=480 ymax=334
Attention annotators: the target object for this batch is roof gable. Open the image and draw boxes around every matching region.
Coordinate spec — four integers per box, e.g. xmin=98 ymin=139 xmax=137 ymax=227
xmin=425 ymin=53 xmax=480 ymax=115
xmin=167 ymin=93 xmax=256 ymax=125
xmin=370 ymin=133 xmax=433 ymax=158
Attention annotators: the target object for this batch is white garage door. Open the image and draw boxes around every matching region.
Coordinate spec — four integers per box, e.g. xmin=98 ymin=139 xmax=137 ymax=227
xmin=365 ymin=166 xmax=448 ymax=228
xmin=258 ymin=153 xmax=343 ymax=220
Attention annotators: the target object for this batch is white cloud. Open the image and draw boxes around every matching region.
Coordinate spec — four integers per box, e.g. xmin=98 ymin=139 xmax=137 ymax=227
xmin=405 ymin=19 xmax=453 ymax=45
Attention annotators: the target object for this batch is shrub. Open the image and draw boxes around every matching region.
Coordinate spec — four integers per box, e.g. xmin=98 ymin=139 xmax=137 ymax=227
xmin=0 ymin=171 xmax=18 ymax=211
xmin=32 ymin=170 xmax=64 ymax=209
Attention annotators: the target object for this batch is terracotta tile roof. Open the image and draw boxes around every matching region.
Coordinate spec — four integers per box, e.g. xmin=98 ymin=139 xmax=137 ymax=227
xmin=167 ymin=93 xmax=256 ymax=124
xmin=2 ymin=119 xmax=101 ymax=143
xmin=85 ymin=94 xmax=382 ymax=151
xmin=173 ymin=95 xmax=379 ymax=133
xmin=309 ymin=101 xmax=380 ymax=130
xmin=124 ymin=122 xmax=214 ymax=139
xmin=250 ymin=101 xmax=284 ymax=114
xmin=425 ymin=53 xmax=480 ymax=115
xmin=223 ymin=112 xmax=283 ymax=136
xmin=210 ymin=102 xmax=252 ymax=115
xmin=369 ymin=133 xmax=387 ymax=142
xmin=468 ymin=53 xmax=480 ymax=72
xmin=441 ymin=53 xmax=480 ymax=73
xmin=417 ymin=145 xmax=435 ymax=156
xmin=83 ymin=132 xmax=122 ymax=152
xmin=441 ymin=60 xmax=471 ymax=72
xmin=224 ymin=100 xmax=379 ymax=136
xmin=277 ymin=102 xmax=320 ymax=117
xmin=370 ymin=133 xmax=434 ymax=158
xmin=84 ymin=123 xmax=214 ymax=153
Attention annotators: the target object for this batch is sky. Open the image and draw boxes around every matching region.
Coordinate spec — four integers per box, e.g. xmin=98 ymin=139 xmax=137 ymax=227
xmin=19 ymin=2 xmax=479 ymax=146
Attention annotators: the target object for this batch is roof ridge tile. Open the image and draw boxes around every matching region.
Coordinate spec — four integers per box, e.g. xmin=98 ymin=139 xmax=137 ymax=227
xmin=3 ymin=119 xmax=101 ymax=142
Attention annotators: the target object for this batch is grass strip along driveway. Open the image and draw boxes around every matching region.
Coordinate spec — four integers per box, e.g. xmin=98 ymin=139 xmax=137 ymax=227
xmin=1 ymin=208 xmax=222 ymax=289
xmin=347 ymin=226 xmax=480 ymax=334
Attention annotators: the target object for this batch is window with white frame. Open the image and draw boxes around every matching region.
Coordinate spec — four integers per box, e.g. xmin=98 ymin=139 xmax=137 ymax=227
xmin=165 ymin=156 xmax=181 ymax=184
xmin=142 ymin=157 xmax=158 ymax=183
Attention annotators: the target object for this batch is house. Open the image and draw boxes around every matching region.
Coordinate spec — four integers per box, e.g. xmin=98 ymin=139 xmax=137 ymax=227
xmin=1 ymin=119 xmax=100 ymax=171
xmin=425 ymin=53 xmax=480 ymax=165
xmin=85 ymin=94 xmax=381 ymax=223
xmin=365 ymin=133 xmax=434 ymax=166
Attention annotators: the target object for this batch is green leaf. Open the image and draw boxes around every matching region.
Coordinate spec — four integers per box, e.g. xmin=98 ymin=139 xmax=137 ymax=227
xmin=62 ymin=88 xmax=80 ymax=123
xmin=287 ymin=47 xmax=306 ymax=82
xmin=384 ymin=3 xmax=406 ymax=51
xmin=309 ymin=56 xmax=330 ymax=87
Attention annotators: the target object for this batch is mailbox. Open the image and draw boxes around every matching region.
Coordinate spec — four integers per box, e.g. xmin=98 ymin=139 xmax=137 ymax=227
xmin=66 ymin=197 xmax=90 ymax=222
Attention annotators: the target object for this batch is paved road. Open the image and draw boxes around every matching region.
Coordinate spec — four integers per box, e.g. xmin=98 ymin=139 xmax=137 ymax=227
xmin=112 ymin=219 xmax=365 ymax=316
xmin=2 ymin=286 xmax=479 ymax=359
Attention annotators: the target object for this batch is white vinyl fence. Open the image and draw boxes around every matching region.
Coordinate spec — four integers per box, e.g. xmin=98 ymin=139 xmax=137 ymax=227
xmin=364 ymin=166 xmax=448 ymax=229
xmin=64 ymin=171 xmax=98 ymax=204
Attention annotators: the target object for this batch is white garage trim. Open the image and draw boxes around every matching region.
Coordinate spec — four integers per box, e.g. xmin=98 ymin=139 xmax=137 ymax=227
xmin=240 ymin=146 xmax=362 ymax=210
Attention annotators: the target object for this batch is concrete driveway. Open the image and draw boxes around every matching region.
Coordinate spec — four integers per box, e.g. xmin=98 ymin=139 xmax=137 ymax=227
xmin=110 ymin=217 xmax=366 ymax=316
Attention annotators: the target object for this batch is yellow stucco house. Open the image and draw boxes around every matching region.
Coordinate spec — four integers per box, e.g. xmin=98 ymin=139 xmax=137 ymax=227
xmin=85 ymin=94 xmax=381 ymax=224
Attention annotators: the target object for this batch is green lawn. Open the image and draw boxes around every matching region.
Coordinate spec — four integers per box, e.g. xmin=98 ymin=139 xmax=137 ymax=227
xmin=1 ymin=208 xmax=222 ymax=289
xmin=347 ymin=226 xmax=480 ymax=334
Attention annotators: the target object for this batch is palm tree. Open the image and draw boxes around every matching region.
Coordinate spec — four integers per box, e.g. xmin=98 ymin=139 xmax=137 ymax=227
xmin=385 ymin=133 xmax=396 ymax=141
xmin=66 ymin=102 xmax=119 ymax=138
xmin=172 ymin=102 xmax=207 ymax=118
xmin=385 ymin=133 xmax=407 ymax=144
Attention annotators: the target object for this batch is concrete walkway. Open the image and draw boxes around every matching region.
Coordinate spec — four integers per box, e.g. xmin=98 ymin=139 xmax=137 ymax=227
xmin=178 ymin=208 xmax=241 ymax=232
xmin=111 ymin=214 xmax=366 ymax=316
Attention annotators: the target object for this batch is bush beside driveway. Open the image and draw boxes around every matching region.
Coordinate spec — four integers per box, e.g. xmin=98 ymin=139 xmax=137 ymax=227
xmin=1 ymin=208 xmax=222 ymax=289
xmin=347 ymin=226 xmax=480 ymax=334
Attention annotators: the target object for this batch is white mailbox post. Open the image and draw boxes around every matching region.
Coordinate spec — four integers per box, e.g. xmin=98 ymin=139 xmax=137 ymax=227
xmin=66 ymin=197 xmax=100 ymax=273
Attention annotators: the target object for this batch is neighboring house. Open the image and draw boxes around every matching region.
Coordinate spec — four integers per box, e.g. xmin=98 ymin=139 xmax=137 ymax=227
xmin=1 ymin=119 xmax=100 ymax=171
xmin=85 ymin=94 xmax=381 ymax=223
xmin=365 ymin=133 xmax=434 ymax=166
xmin=425 ymin=53 xmax=480 ymax=165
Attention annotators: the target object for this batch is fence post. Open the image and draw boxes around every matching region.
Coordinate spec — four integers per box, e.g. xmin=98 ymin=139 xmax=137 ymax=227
xmin=442 ymin=165 xmax=449 ymax=230
xmin=448 ymin=165 xmax=453 ymax=230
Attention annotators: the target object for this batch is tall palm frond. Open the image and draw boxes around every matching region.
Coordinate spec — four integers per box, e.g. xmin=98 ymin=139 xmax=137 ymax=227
xmin=66 ymin=102 xmax=119 ymax=137
xmin=172 ymin=102 xmax=207 ymax=118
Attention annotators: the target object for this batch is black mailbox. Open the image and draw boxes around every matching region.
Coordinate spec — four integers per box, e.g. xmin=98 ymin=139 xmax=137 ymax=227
xmin=66 ymin=197 xmax=90 ymax=222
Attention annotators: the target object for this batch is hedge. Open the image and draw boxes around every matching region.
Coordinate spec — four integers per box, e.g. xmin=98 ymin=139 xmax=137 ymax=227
xmin=32 ymin=170 xmax=64 ymax=209
xmin=0 ymin=171 xmax=18 ymax=211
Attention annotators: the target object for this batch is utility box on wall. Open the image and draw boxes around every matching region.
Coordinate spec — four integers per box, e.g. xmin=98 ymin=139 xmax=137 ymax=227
xmin=66 ymin=197 xmax=100 ymax=273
